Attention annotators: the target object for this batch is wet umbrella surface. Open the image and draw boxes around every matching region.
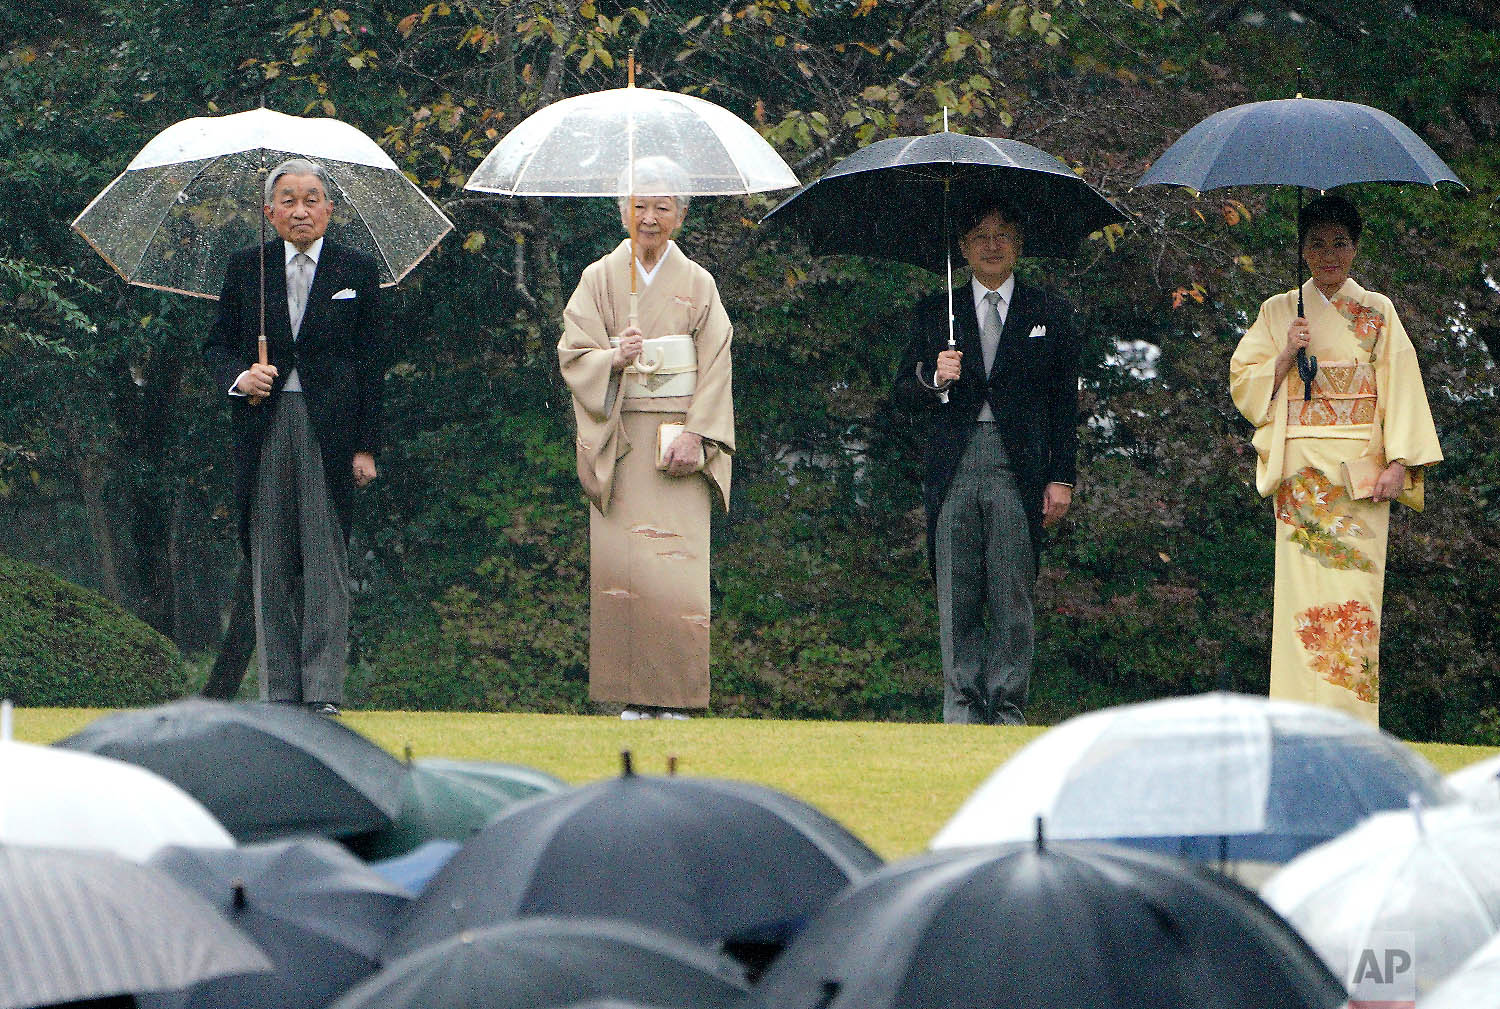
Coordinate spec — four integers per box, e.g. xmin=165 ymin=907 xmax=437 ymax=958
xmin=56 ymin=699 xmax=407 ymax=842
xmin=382 ymin=769 xmax=881 ymax=961
xmin=747 ymin=841 xmax=1346 ymax=1009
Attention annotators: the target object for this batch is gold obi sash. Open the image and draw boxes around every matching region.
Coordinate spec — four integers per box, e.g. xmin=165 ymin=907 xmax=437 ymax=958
xmin=611 ymin=334 xmax=697 ymax=402
xmin=1287 ymin=361 xmax=1376 ymax=428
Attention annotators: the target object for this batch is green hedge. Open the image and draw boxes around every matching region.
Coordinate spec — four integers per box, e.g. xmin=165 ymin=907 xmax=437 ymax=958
xmin=0 ymin=552 xmax=190 ymax=706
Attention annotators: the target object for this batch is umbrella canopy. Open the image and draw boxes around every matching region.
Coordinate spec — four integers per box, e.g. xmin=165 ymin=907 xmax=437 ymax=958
xmin=55 ymin=699 xmax=407 ymax=842
xmin=763 ymin=130 xmax=1126 ymax=269
xmin=930 ymin=692 xmax=1448 ymax=865
xmin=349 ymin=757 xmax=568 ymax=861
xmin=747 ymin=842 xmax=1345 ymax=1009
xmin=464 ymin=84 xmax=796 ymax=197
xmin=72 ymin=106 xmax=452 ymax=298
xmin=382 ymin=770 xmax=881 ymax=961
xmin=1135 ymin=97 xmax=1464 ymax=192
xmin=368 ymin=839 xmax=460 ymax=895
xmin=1422 ymin=927 xmax=1500 ymax=1009
xmin=1260 ymin=800 xmax=1500 ymax=1001
xmin=0 ymin=845 xmax=271 ymax=1009
xmin=139 ymin=837 xmax=412 ymax=1009
xmin=1446 ymin=751 xmax=1500 ymax=806
xmin=0 ymin=740 xmax=233 ymax=861
xmin=334 ymin=917 xmax=748 ymax=1009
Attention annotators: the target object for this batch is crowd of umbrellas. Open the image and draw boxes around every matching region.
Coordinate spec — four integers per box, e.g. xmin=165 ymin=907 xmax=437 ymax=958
xmin=3 ymin=691 xmax=1500 ymax=1009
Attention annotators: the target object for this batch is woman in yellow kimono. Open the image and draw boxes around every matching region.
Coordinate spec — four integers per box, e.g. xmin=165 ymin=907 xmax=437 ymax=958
xmin=557 ymin=157 xmax=735 ymax=720
xmin=1230 ymin=195 xmax=1441 ymax=725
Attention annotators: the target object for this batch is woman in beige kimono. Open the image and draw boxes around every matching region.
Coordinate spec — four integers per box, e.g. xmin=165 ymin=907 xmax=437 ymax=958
xmin=1230 ymin=195 xmax=1441 ymax=725
xmin=557 ymin=157 xmax=734 ymax=720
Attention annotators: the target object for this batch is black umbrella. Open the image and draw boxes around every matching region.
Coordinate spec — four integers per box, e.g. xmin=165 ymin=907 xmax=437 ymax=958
xmin=763 ymin=122 xmax=1123 ymax=399
xmin=55 ymin=699 xmax=406 ymax=842
xmin=139 ymin=837 xmax=412 ymax=1009
xmin=1135 ymin=91 xmax=1464 ymax=397
xmin=0 ymin=846 xmax=271 ymax=1009
xmin=382 ymin=764 xmax=882 ymax=962
xmin=332 ymin=918 xmax=748 ymax=1009
xmin=764 ymin=127 xmax=1125 ymax=268
xmin=747 ymin=841 xmax=1346 ymax=1009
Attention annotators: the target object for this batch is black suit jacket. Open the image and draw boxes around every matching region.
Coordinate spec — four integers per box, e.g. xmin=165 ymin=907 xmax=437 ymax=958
xmin=894 ymin=278 xmax=1080 ymax=573
xmin=204 ymin=239 xmax=385 ymax=555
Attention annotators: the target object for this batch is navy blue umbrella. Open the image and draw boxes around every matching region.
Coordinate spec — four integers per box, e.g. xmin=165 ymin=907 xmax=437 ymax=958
xmin=1135 ymin=97 xmax=1463 ymax=193
xmin=1135 ymin=93 xmax=1464 ymax=397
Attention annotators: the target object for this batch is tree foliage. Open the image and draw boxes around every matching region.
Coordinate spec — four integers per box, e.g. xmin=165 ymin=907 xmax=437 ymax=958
xmin=2 ymin=1 xmax=1498 ymax=740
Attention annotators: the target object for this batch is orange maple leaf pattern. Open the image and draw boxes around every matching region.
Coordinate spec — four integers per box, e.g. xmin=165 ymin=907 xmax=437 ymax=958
xmin=1296 ymin=600 xmax=1380 ymax=703
xmin=1275 ymin=467 xmax=1375 ymax=571
xmin=1331 ymin=297 xmax=1385 ymax=362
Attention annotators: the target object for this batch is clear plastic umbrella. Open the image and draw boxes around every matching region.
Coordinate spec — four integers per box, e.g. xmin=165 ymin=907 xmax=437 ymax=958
xmin=0 ymin=739 xmax=234 ymax=861
xmin=1446 ymin=751 xmax=1500 ymax=807
xmin=1260 ymin=800 xmax=1500 ymax=1001
xmin=463 ymin=57 xmax=797 ymax=326
xmin=1422 ymin=926 xmax=1500 ymax=1009
xmin=72 ymin=106 xmax=453 ymax=298
xmin=930 ymin=692 xmax=1448 ymax=871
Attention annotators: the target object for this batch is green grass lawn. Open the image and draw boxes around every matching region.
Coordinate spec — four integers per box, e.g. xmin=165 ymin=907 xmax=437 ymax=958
xmin=13 ymin=708 xmax=1499 ymax=858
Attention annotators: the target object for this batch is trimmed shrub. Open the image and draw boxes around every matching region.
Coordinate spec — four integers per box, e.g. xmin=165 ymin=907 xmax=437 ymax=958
xmin=0 ymin=552 xmax=190 ymax=706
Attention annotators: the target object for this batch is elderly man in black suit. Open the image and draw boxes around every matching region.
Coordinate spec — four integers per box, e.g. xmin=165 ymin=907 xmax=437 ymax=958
xmin=895 ymin=198 xmax=1081 ymax=725
xmin=204 ymin=158 xmax=384 ymax=715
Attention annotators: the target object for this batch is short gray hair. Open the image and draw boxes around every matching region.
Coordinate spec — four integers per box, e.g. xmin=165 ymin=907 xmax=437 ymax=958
xmin=616 ymin=156 xmax=691 ymax=215
xmin=264 ymin=158 xmax=333 ymax=205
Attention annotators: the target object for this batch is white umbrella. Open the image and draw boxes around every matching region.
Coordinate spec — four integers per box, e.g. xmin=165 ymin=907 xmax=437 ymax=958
xmin=930 ymin=692 xmax=1447 ymax=870
xmin=0 ymin=740 xmax=234 ymax=860
xmin=1422 ymin=926 xmax=1500 ymax=1009
xmin=464 ymin=57 xmax=796 ymax=326
xmin=73 ymin=106 xmax=453 ymax=298
xmin=1260 ymin=800 xmax=1500 ymax=1001
xmin=1446 ymin=751 xmax=1500 ymax=807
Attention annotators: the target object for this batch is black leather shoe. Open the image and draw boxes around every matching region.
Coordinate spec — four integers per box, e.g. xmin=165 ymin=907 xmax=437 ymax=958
xmin=309 ymin=702 xmax=341 ymax=717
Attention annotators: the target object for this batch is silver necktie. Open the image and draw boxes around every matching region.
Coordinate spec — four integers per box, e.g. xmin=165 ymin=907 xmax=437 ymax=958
xmin=982 ymin=289 xmax=1004 ymax=376
xmin=288 ymin=252 xmax=313 ymax=338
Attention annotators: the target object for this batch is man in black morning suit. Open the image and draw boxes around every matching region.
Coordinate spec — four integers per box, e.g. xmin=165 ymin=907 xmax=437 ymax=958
xmin=895 ymin=199 xmax=1080 ymax=724
xmin=204 ymin=158 xmax=384 ymax=715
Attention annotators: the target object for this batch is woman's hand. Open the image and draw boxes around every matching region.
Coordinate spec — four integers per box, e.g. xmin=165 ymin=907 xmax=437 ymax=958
xmin=613 ymin=326 xmax=645 ymax=371
xmin=1372 ymin=461 xmax=1407 ymax=503
xmin=1274 ymin=317 xmax=1313 ymax=388
xmin=663 ymin=431 xmax=704 ymax=477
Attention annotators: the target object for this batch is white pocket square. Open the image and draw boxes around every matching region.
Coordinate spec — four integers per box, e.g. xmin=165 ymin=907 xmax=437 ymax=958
xmin=1028 ymin=325 xmax=1046 ymax=339
xmin=331 ymin=288 xmax=357 ymax=300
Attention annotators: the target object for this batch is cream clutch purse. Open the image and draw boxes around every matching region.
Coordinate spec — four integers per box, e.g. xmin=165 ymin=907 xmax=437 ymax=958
xmin=656 ymin=423 xmax=704 ymax=472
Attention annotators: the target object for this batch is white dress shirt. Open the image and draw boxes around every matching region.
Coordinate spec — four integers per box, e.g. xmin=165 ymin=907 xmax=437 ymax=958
xmin=970 ymin=273 xmax=1015 ymax=422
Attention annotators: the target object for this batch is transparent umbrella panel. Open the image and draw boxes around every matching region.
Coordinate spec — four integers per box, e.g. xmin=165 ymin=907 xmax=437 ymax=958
xmin=74 ymin=152 xmax=452 ymax=298
xmin=465 ymin=86 xmax=798 ymax=196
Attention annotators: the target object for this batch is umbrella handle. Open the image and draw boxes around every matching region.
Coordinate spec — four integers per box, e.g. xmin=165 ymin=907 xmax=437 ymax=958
xmin=634 ymin=346 xmax=663 ymax=375
xmin=914 ymin=361 xmax=954 ymax=401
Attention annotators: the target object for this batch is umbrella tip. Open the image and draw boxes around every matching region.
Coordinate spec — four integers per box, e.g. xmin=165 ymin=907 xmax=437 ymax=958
xmin=621 ymin=750 xmax=635 ymax=777
xmin=1035 ymin=815 xmax=1046 ymax=852
xmin=667 ymin=754 xmax=678 ymax=776
xmin=232 ymin=879 xmax=247 ymax=911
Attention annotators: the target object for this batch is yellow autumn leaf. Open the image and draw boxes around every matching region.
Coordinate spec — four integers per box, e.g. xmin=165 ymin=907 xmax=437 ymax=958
xmin=462 ymin=231 xmax=486 ymax=253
